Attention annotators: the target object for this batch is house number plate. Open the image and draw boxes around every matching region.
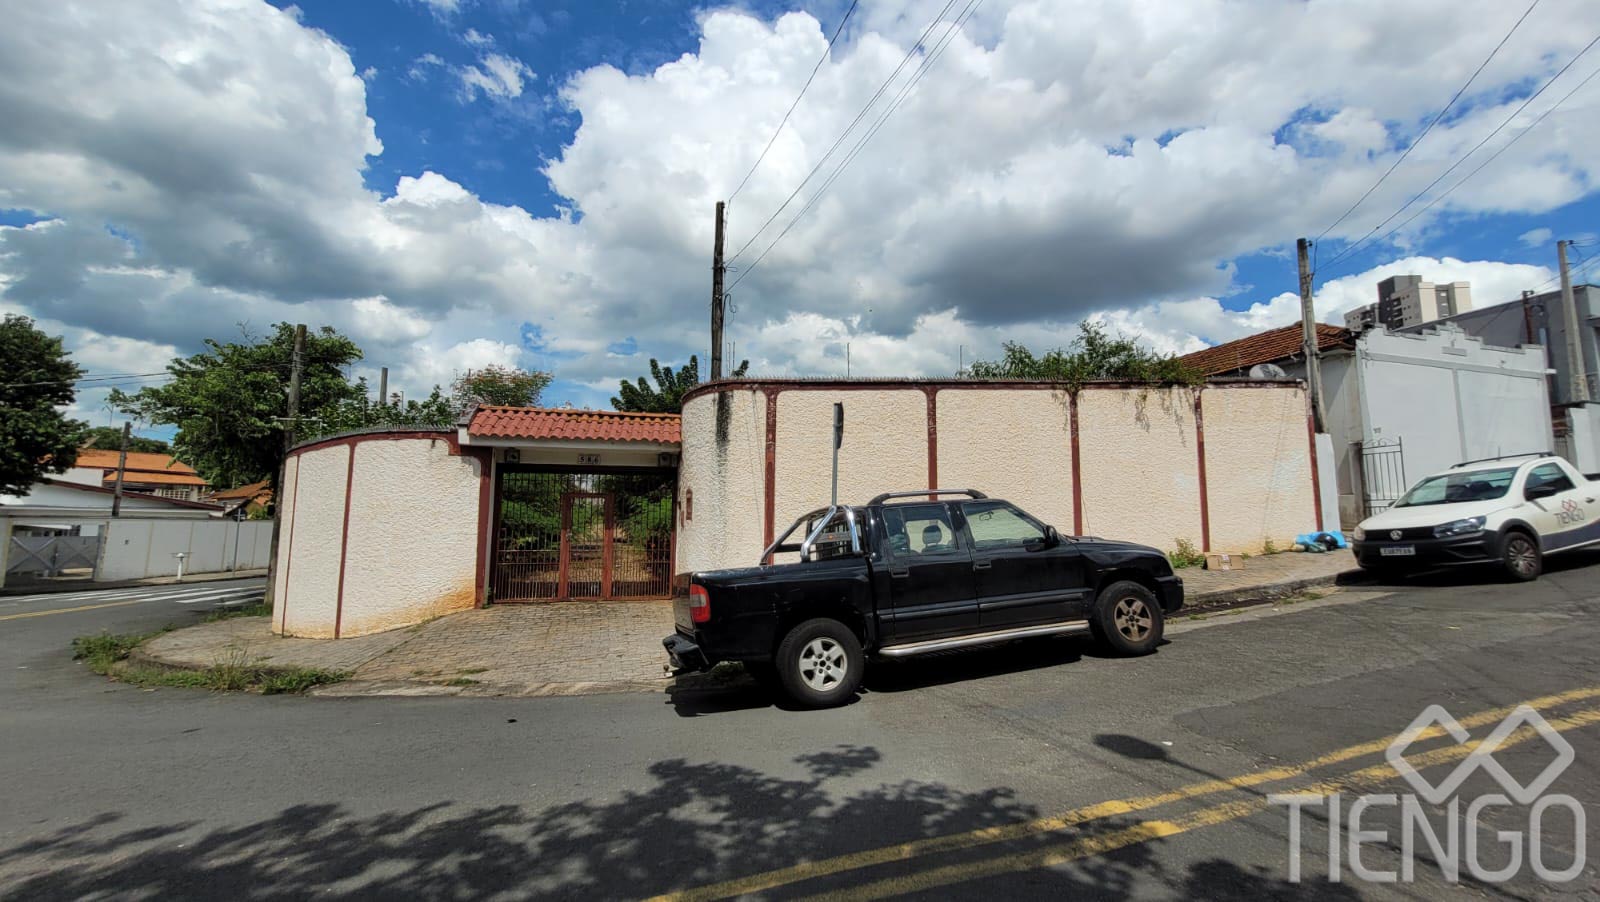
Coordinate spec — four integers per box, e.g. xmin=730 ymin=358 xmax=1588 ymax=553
xmin=578 ymin=453 xmax=602 ymax=466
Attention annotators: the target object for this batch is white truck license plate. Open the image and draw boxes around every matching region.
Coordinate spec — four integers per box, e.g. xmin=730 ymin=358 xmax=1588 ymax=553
xmin=1380 ymin=546 xmax=1416 ymax=557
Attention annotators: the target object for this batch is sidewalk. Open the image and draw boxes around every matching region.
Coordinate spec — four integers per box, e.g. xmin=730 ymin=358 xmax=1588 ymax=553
xmin=135 ymin=550 xmax=1359 ymax=698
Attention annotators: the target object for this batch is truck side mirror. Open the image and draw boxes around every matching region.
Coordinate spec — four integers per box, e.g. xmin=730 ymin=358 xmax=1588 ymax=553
xmin=1043 ymin=525 xmax=1060 ymax=547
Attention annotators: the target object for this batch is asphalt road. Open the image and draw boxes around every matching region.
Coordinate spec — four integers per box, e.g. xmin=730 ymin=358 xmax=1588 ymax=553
xmin=1 ymin=559 xmax=1596 ymax=900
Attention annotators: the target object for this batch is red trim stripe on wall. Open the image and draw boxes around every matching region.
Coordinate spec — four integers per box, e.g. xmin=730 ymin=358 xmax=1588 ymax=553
xmin=279 ymin=456 xmax=302 ymax=634
xmin=1194 ymin=389 xmax=1211 ymax=553
xmin=762 ymin=389 xmax=778 ymax=564
xmin=1069 ymin=392 xmax=1084 ymax=535
xmin=924 ymin=388 xmax=938 ymax=499
xmin=332 ymin=444 xmax=357 ymax=639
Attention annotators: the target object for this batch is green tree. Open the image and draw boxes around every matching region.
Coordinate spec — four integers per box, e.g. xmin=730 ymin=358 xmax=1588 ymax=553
xmin=311 ymin=381 xmax=456 ymax=438
xmin=0 ymin=314 xmax=89 ymax=496
xmin=451 ymin=365 xmax=552 ymax=409
xmin=109 ymin=324 xmax=365 ymax=489
xmin=965 ymin=321 xmax=1199 ymax=387
xmin=610 ymin=355 xmax=749 ymax=413
xmin=83 ymin=425 xmax=170 ymax=454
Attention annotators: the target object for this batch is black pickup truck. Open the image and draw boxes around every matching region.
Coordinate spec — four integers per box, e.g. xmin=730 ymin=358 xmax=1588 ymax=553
xmin=663 ymin=489 xmax=1183 ymax=707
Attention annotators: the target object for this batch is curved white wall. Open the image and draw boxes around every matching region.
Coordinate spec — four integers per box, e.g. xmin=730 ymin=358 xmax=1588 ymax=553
xmin=275 ymin=434 xmax=484 ymax=639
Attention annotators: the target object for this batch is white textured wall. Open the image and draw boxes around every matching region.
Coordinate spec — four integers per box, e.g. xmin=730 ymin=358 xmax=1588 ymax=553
xmin=339 ymin=438 xmax=482 ymax=636
xmin=937 ymin=389 xmax=1075 ymax=531
xmin=775 ymin=389 xmax=926 ymax=531
xmin=278 ymin=443 xmax=349 ymax=638
xmin=1077 ymin=387 xmax=1203 ymax=551
xmin=1202 ymin=387 xmax=1316 ymax=552
xmin=677 ymin=389 xmax=766 ymax=574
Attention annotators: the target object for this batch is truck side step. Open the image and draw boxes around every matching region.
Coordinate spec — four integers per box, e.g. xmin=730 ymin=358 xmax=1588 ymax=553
xmin=876 ymin=620 xmax=1092 ymax=658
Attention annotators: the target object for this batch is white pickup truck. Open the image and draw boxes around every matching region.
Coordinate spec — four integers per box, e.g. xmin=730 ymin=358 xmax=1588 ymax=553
xmin=1352 ymin=454 xmax=1600 ymax=581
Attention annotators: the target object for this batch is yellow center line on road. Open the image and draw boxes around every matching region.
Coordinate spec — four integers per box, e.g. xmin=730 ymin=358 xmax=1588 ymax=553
xmin=647 ymin=685 xmax=1600 ymax=902
xmin=804 ymin=705 xmax=1600 ymax=902
xmin=0 ymin=599 xmax=152 ymax=621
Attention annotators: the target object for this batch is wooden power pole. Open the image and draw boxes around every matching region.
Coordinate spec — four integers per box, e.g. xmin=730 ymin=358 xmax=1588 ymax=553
xmin=1557 ymin=240 xmax=1591 ymax=404
xmin=1297 ymin=238 xmax=1327 ymax=433
xmin=264 ymin=323 xmax=308 ymax=613
xmin=710 ymin=201 xmax=726 ymax=381
xmin=110 ymin=421 xmax=131 ymax=518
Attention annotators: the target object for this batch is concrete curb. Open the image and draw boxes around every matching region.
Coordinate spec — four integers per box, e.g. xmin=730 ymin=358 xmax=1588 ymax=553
xmin=1184 ymin=569 xmax=1361 ymax=613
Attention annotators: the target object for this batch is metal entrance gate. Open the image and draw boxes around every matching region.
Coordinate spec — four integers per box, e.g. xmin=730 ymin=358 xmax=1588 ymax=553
xmin=491 ymin=469 xmax=676 ymax=602
xmin=1358 ymin=437 xmax=1407 ymax=516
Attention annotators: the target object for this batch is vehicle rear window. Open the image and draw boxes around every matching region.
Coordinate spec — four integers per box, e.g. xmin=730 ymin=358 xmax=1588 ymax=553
xmin=804 ymin=510 xmax=860 ymax=561
xmin=881 ymin=504 xmax=959 ymax=556
xmin=1394 ymin=468 xmax=1516 ymax=507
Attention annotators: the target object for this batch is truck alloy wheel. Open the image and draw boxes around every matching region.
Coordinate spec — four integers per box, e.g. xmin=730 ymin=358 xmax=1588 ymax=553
xmin=775 ymin=618 xmax=864 ymax=708
xmin=1093 ymin=580 xmax=1164 ymax=656
xmin=1501 ymin=532 xmax=1541 ymax=582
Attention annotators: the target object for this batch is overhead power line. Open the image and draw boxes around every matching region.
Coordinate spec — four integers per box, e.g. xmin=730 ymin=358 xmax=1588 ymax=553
xmin=1320 ymin=55 xmax=1600 ymax=281
xmin=729 ymin=0 xmax=983 ymax=290
xmin=1315 ymin=0 xmax=1541 ymax=241
xmin=1318 ymin=30 xmax=1600 ymax=277
xmin=727 ymin=0 xmax=861 ymax=204
xmin=727 ymin=0 xmax=963 ymax=266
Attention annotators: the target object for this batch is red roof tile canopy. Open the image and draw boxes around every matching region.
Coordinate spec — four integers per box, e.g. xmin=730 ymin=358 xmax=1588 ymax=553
xmin=467 ymin=407 xmax=681 ymax=444
xmin=1178 ymin=323 xmax=1355 ymax=377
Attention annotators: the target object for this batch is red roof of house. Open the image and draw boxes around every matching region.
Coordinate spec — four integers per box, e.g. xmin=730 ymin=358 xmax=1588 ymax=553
xmin=467 ymin=407 xmax=682 ymax=444
xmin=1178 ymin=323 xmax=1355 ymax=377
xmin=75 ymin=448 xmax=209 ymax=486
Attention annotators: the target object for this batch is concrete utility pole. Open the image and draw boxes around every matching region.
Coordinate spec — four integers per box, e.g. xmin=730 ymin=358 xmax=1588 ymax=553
xmin=1557 ymin=240 xmax=1591 ymax=403
xmin=378 ymin=366 xmax=388 ymax=409
xmin=110 ymin=421 xmax=131 ymax=518
xmin=1297 ymin=238 xmax=1328 ymax=432
xmin=264 ymin=323 xmax=308 ymax=612
xmin=710 ymin=201 xmax=726 ymax=381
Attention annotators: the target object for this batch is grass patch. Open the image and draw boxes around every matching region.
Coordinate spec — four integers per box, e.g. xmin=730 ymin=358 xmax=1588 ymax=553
xmin=202 ymin=601 xmax=271 ymax=623
xmin=456 ymin=667 xmax=489 ymax=675
xmin=72 ymin=629 xmax=171 ymax=674
xmin=1262 ymin=537 xmax=1279 ymax=555
xmin=1168 ymin=538 xmax=1206 ymax=569
xmin=72 ymin=631 xmax=346 ymax=694
xmin=442 ymin=677 xmax=481 ymax=687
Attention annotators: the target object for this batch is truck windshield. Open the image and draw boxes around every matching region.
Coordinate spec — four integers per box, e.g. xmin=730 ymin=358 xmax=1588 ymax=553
xmin=1394 ymin=467 xmax=1516 ymax=507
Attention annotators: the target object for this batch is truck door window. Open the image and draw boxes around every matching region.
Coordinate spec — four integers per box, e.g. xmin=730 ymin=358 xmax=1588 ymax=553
xmin=881 ymin=504 xmax=959 ymax=556
xmin=961 ymin=501 xmax=1045 ymax=550
xmin=1525 ymin=464 xmax=1575 ymax=498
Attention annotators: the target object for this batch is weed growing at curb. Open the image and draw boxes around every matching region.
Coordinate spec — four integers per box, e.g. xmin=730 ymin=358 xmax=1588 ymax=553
xmin=1168 ymin=538 xmax=1206 ymax=569
xmin=443 ymin=677 xmax=481 ymax=687
xmin=72 ymin=631 xmax=348 ymax=694
xmin=202 ymin=602 xmax=271 ymax=623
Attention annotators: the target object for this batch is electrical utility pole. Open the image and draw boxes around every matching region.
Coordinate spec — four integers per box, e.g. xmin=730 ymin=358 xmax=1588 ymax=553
xmin=110 ymin=420 xmax=131 ymax=518
xmin=710 ymin=201 xmax=726 ymax=381
xmin=378 ymin=366 xmax=388 ymax=409
xmin=264 ymin=323 xmax=307 ymax=612
xmin=1297 ymin=238 xmax=1328 ymax=432
xmin=1557 ymin=240 xmax=1591 ymax=403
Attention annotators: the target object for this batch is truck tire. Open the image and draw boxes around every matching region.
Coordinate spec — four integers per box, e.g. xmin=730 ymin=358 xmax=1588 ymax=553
xmin=1092 ymin=581 xmax=1164 ymax=656
xmin=775 ymin=619 xmax=863 ymax=708
xmin=1499 ymin=529 xmax=1542 ymax=582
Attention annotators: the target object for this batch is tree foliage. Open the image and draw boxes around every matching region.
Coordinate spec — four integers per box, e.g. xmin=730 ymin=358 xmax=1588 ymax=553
xmin=965 ymin=321 xmax=1199 ymax=387
xmin=110 ymin=324 xmax=366 ymax=489
xmin=452 ymin=365 xmax=552 ymax=409
xmin=310 ymin=381 xmax=456 ymax=438
xmin=0 ymin=314 xmax=89 ymax=496
xmin=83 ymin=425 xmax=169 ymax=454
xmin=610 ymin=355 xmax=749 ymax=413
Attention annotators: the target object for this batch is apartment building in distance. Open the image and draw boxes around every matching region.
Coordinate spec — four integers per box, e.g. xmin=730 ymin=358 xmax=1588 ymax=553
xmin=1344 ymin=275 xmax=1473 ymax=331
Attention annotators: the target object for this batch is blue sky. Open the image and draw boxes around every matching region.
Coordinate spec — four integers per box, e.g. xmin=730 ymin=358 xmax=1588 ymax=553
xmin=4 ymin=0 xmax=1600 ymax=440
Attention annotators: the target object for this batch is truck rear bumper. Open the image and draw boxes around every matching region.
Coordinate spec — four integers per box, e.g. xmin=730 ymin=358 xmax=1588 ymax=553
xmin=663 ymin=632 xmax=711 ymax=674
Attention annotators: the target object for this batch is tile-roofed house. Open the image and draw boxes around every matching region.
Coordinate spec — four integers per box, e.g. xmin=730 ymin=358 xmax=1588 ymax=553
xmin=69 ymin=448 xmax=210 ymax=501
xmin=466 ymin=406 xmax=681 ymax=444
xmin=1178 ymin=323 xmax=1355 ymax=378
xmin=205 ymin=478 xmax=273 ymax=516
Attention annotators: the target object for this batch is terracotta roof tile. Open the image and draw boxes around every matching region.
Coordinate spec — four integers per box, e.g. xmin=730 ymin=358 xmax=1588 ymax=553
xmin=76 ymin=448 xmax=202 ymax=476
xmin=468 ymin=407 xmax=681 ymax=444
xmin=209 ymin=479 xmax=272 ymax=501
xmin=101 ymin=470 xmax=209 ymax=486
xmin=1178 ymin=323 xmax=1354 ymax=377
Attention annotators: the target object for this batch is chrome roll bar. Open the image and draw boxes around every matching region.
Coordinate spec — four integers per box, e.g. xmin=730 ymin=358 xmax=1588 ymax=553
xmin=758 ymin=505 xmax=861 ymax=565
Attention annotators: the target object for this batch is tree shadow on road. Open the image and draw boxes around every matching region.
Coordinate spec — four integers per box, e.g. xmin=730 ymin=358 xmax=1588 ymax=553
xmin=0 ymin=744 xmax=1354 ymax=900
